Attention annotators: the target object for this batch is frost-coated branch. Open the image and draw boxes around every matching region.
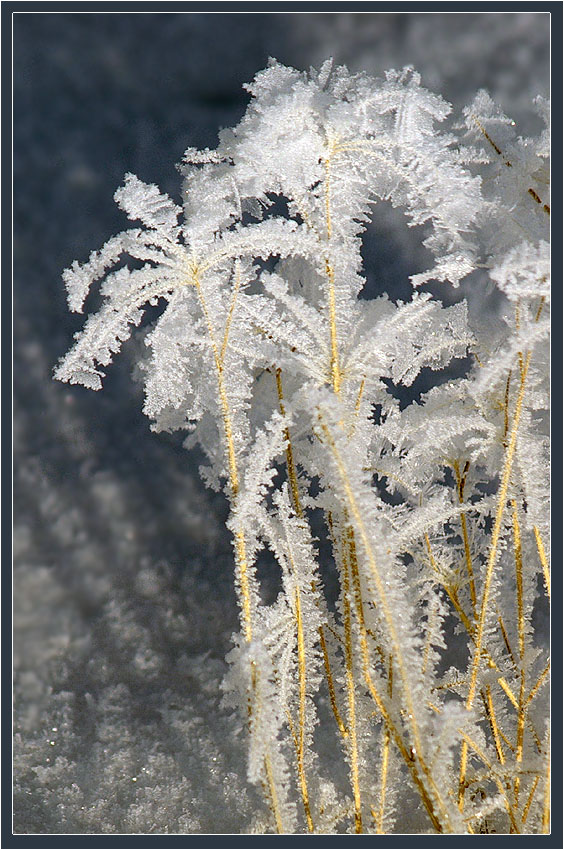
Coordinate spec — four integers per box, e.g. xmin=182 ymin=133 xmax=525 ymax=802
xmin=55 ymin=58 xmax=550 ymax=835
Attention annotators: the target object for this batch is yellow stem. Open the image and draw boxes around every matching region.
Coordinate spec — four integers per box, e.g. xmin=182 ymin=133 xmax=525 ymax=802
xmin=503 ymin=372 xmax=512 ymax=446
xmin=425 ymin=535 xmax=474 ymax=636
xmin=499 ymin=677 xmax=520 ymax=711
xmin=275 ymin=369 xmax=302 ymax=518
xmin=521 ymin=775 xmax=539 ymax=825
xmin=472 ymin=117 xmax=549 ymax=215
xmin=323 ymin=153 xmax=341 ymax=395
xmin=460 ymin=733 xmax=520 ymax=833
xmin=542 ymin=746 xmax=550 ymax=833
xmin=354 ymin=378 xmax=365 ymax=418
xmin=291 ymin=569 xmax=314 ymax=831
xmin=263 ymin=751 xmax=284 ymax=834
xmin=498 ymin=726 xmax=516 ymax=753
xmin=453 ymin=460 xmax=477 ymax=617
xmin=362 ymin=650 xmax=446 ymax=833
xmin=339 ymin=527 xmax=363 ymax=833
xmin=483 ymin=687 xmax=505 ymax=765
xmin=276 ymin=371 xmax=348 ymax=740
xmin=319 ymin=626 xmax=348 ymax=738
xmin=355 ymin=636 xmax=447 ymax=832
xmin=497 ymin=609 xmax=519 ymax=672
xmin=534 ymin=296 xmax=546 ymax=323
xmin=458 ymin=742 xmax=469 ymax=811
xmin=526 ymin=661 xmax=550 ymax=707
xmin=320 ymin=419 xmax=453 ymax=832
xmin=424 ymin=535 xmax=519 ymax=709
xmin=193 ymin=270 xmax=252 ymax=641
xmin=326 ymin=258 xmax=341 ymax=396
xmin=273 ymin=369 xmax=314 ymax=830
xmin=194 ymin=269 xmax=289 ymax=832
xmin=460 ymin=350 xmax=531 ymax=819
xmin=466 ymin=350 xmax=531 ymax=708
xmin=376 ymin=730 xmax=390 ymax=834
xmin=533 ymin=526 xmax=550 ymax=598
xmin=511 ymin=500 xmax=526 ymax=809
xmin=375 ymin=655 xmax=394 ymax=834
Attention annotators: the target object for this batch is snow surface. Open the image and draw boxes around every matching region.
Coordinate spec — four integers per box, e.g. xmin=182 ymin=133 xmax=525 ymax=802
xmin=13 ymin=11 xmax=549 ymax=835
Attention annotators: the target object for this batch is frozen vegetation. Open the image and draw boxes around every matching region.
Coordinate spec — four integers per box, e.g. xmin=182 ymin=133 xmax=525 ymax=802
xmin=14 ymin=13 xmax=550 ymax=835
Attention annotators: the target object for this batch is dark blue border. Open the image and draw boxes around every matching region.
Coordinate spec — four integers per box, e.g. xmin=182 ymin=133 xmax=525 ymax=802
xmin=2 ymin=2 xmax=563 ymax=13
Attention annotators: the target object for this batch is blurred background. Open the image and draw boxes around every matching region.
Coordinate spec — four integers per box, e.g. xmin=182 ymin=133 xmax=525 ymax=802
xmin=13 ymin=12 xmax=550 ymax=833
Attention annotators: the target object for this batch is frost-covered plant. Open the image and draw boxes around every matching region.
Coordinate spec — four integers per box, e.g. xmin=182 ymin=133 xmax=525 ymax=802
xmin=55 ymin=60 xmax=550 ymax=834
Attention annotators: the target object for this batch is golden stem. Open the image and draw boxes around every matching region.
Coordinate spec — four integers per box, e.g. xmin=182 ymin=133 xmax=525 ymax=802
xmin=424 ymin=534 xmax=518 ymax=709
xmin=472 ymin=117 xmax=549 ymax=216
xmin=319 ymin=626 xmax=348 ymax=738
xmin=320 ymin=419 xmax=453 ymax=832
xmin=453 ymin=460 xmax=477 ymax=618
xmin=322 ymin=513 xmax=350 ymax=738
xmin=503 ymin=372 xmax=512 ymax=446
xmin=347 ymin=378 xmax=366 ymax=438
xmin=287 ymin=555 xmax=314 ymax=831
xmin=339 ymin=527 xmax=363 ymax=833
xmin=295 ymin=586 xmax=314 ymax=832
xmin=498 ymin=726 xmax=516 ymax=753
xmin=193 ymin=271 xmax=252 ymax=641
xmin=521 ymin=775 xmax=539 ymax=825
xmin=263 ymin=751 xmax=284 ymax=834
xmin=375 ymin=655 xmax=394 ymax=834
xmin=275 ymin=368 xmax=302 ymax=518
xmin=326 ymin=258 xmax=341 ymax=396
xmin=499 ymin=678 xmax=519 ymax=711
xmin=273 ymin=369 xmax=313 ymax=830
xmin=459 ymin=350 xmax=531 ymax=819
xmin=355 ymin=624 xmax=445 ymax=831
xmin=483 ymin=686 xmax=505 ymax=765
xmin=526 ymin=661 xmax=550 ymax=708
xmin=195 ymin=270 xmax=287 ymax=832
xmin=323 ymin=153 xmax=341 ymax=396
xmin=458 ymin=742 xmax=469 ymax=810
xmin=497 ymin=609 xmax=519 ymax=671
xmin=528 ymin=718 xmax=543 ymax=754
xmin=466 ymin=350 xmax=531 ymax=709
xmin=459 ymin=733 xmax=521 ymax=833
xmin=362 ymin=651 xmax=446 ymax=833
xmin=285 ymin=707 xmax=299 ymax=751
xmin=511 ymin=500 xmax=526 ymax=809
xmin=542 ymin=745 xmax=550 ymax=833
xmin=424 ymin=534 xmax=474 ymax=637
xmin=376 ymin=730 xmax=390 ymax=834
xmin=533 ymin=526 xmax=550 ymax=598
xmin=354 ymin=378 xmax=365 ymax=418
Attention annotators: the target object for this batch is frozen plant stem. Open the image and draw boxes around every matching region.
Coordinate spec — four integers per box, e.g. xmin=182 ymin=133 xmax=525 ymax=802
xmin=55 ymin=59 xmax=550 ymax=834
xmin=323 ymin=148 xmax=341 ymax=397
xmin=193 ymin=268 xmax=286 ymax=832
xmin=459 ymin=348 xmax=531 ymax=817
xmin=192 ymin=267 xmax=253 ymax=642
xmin=319 ymin=414 xmax=454 ymax=833
xmin=275 ymin=368 xmax=314 ymax=831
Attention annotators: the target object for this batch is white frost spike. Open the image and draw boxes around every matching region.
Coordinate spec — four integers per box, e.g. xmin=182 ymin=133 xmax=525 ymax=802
xmin=490 ymin=240 xmax=550 ymax=303
xmin=114 ymin=172 xmax=181 ymax=235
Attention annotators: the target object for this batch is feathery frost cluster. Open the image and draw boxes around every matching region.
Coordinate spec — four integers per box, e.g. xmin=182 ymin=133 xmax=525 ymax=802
xmin=55 ymin=60 xmax=550 ymax=834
